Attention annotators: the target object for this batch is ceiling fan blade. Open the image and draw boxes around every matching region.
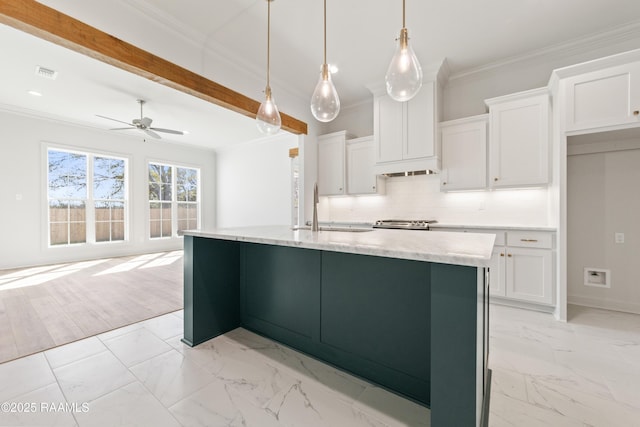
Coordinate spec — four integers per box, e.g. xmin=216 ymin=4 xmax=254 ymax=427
xmin=144 ymin=129 xmax=162 ymax=139
xmin=150 ymin=127 xmax=184 ymax=135
xmin=96 ymin=114 xmax=135 ymax=126
xmin=109 ymin=127 xmax=136 ymax=131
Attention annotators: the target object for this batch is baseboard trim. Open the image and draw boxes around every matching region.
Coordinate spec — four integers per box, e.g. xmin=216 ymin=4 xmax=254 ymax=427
xmin=568 ymin=296 xmax=640 ymax=315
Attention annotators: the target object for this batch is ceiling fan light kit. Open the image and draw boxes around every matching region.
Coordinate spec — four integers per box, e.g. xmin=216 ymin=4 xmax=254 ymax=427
xmin=256 ymin=0 xmax=282 ymax=135
xmin=310 ymin=0 xmax=340 ymax=123
xmin=97 ymin=99 xmax=184 ymax=139
xmin=385 ymin=0 xmax=423 ymax=102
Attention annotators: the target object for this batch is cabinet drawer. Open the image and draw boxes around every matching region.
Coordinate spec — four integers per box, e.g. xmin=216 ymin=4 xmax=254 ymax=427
xmin=507 ymin=231 xmax=553 ymax=249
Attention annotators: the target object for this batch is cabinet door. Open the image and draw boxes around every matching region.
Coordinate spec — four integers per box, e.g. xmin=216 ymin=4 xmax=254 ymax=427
xmin=374 ymin=95 xmax=403 ymax=163
xmin=565 ymin=62 xmax=640 ymax=132
xmin=318 ymin=134 xmax=345 ymax=196
xmin=505 ymin=247 xmax=553 ymax=305
xmin=488 ymin=247 xmax=505 ymax=297
xmin=347 ymin=138 xmax=378 ymax=195
xmin=440 ymin=118 xmax=487 ymax=191
xmin=405 ymin=81 xmax=435 ymax=160
xmin=489 ymin=94 xmax=549 ymax=188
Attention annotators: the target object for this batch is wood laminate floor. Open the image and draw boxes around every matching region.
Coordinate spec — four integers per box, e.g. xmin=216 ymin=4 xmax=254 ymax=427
xmin=0 ymin=251 xmax=183 ymax=364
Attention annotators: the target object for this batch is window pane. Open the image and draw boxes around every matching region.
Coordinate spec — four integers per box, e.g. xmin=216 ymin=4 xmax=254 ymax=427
xmin=149 ymin=183 xmax=160 ymax=200
xmin=149 ymin=164 xmax=172 ymax=184
xmin=69 ymin=201 xmax=86 ymax=222
xmin=50 ymin=223 xmax=68 ymax=246
xmin=177 ymin=167 xmax=198 ymax=202
xmin=95 ymin=222 xmax=110 ymax=243
xmin=162 ymin=220 xmax=172 ymax=237
xmin=177 ymin=219 xmax=189 ymax=233
xmin=112 ymin=202 xmax=124 ymax=221
xmin=94 ymin=157 xmax=125 ymax=200
xmin=150 ymin=202 xmax=161 ymax=220
xmin=69 ymin=222 xmax=86 ymax=244
xmin=160 ymin=184 xmax=172 ymax=201
xmin=95 ymin=201 xmax=110 ymax=222
xmin=48 ymin=150 xmax=87 ymax=199
xmin=177 ymin=185 xmax=186 ymax=202
xmin=150 ymin=221 xmax=161 ymax=239
xmin=49 ymin=200 xmax=68 ymax=222
xmin=112 ymin=221 xmax=125 ymax=241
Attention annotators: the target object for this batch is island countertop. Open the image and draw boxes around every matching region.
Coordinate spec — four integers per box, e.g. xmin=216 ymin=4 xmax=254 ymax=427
xmin=184 ymin=225 xmax=495 ymax=267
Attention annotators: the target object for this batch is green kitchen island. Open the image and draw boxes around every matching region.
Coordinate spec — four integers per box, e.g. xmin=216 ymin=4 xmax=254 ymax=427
xmin=182 ymin=225 xmax=495 ymax=427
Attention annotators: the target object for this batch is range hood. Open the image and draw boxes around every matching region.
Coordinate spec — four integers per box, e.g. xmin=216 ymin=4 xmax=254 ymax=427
xmin=381 ymin=170 xmax=436 ymax=178
xmin=373 ymin=155 xmax=441 ymax=177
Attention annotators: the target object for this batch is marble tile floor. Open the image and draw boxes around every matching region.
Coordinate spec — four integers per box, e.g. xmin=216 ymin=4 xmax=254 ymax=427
xmin=0 ymin=310 xmax=428 ymax=427
xmin=489 ymin=304 xmax=640 ymax=426
xmin=0 ymin=304 xmax=638 ymax=426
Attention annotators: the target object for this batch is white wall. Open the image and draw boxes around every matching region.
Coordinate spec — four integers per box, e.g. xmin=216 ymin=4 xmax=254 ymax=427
xmin=567 ymin=143 xmax=640 ymax=314
xmin=216 ymin=133 xmax=298 ymax=228
xmin=0 ymin=109 xmax=216 ymax=269
xmin=320 ymin=174 xmax=551 ymax=227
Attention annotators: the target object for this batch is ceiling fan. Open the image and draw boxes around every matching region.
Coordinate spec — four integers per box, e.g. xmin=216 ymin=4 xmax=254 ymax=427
xmin=96 ymin=99 xmax=184 ymax=139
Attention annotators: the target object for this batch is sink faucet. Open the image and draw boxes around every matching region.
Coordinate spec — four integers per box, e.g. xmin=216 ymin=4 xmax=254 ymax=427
xmin=312 ymin=182 xmax=319 ymax=232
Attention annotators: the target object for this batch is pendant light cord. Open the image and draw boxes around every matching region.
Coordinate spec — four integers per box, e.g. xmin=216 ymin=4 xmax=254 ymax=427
xmin=267 ymin=0 xmax=271 ymax=88
xmin=402 ymin=0 xmax=406 ymax=29
xmin=323 ymin=0 xmax=327 ymax=65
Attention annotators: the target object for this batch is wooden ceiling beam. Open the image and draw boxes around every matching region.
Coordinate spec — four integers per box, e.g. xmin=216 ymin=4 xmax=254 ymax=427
xmin=0 ymin=0 xmax=308 ymax=135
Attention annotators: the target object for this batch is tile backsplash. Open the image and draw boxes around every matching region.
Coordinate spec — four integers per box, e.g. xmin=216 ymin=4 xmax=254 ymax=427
xmin=319 ymin=174 xmax=551 ymax=226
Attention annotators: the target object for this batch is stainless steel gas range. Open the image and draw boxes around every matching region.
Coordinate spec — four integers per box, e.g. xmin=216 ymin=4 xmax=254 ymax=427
xmin=373 ymin=219 xmax=438 ymax=231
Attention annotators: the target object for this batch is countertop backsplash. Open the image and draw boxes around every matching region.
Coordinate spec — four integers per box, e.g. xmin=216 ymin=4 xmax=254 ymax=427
xmin=319 ymin=174 xmax=552 ymax=228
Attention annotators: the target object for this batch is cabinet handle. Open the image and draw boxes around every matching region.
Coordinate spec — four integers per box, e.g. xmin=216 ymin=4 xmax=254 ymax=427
xmin=520 ymin=239 xmax=538 ymax=242
xmin=372 ymin=186 xmax=376 ymax=190
xmin=442 ymin=182 xmax=447 ymax=186
xmin=339 ymin=187 xmax=343 ymax=191
xmin=500 ymin=253 xmax=505 ymax=257
xmin=494 ymin=177 xmax=499 ymax=182
xmin=507 ymin=254 xmax=512 ymax=257
xmin=634 ymin=110 xmax=639 ymax=116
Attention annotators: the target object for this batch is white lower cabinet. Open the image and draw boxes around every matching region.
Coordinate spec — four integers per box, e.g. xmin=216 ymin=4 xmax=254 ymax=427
xmin=436 ymin=227 xmax=555 ymax=307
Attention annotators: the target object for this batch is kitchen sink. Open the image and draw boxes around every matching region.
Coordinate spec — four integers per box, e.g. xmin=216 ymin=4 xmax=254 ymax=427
xmin=291 ymin=226 xmax=373 ymax=232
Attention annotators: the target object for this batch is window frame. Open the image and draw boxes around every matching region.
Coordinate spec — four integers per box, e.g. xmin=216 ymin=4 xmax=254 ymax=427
xmin=147 ymin=161 xmax=200 ymax=240
xmin=45 ymin=145 xmax=129 ymax=248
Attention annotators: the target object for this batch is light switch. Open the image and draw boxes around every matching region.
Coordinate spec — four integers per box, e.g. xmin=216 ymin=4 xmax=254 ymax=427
xmin=15 ymin=193 xmax=23 ymax=201
xmin=615 ymin=232 xmax=625 ymax=244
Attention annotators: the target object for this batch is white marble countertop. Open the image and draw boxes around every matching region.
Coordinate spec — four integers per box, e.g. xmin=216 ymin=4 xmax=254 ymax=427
xmin=430 ymin=223 xmax=557 ymax=232
xmin=184 ymin=225 xmax=495 ymax=267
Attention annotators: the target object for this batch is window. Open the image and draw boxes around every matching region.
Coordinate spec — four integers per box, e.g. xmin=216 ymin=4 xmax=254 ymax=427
xmin=93 ymin=156 xmax=126 ymax=242
xmin=47 ymin=149 xmax=127 ymax=246
xmin=149 ymin=163 xmax=199 ymax=238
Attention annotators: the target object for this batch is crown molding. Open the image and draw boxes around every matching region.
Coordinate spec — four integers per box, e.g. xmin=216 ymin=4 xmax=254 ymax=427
xmin=449 ymin=20 xmax=640 ymax=83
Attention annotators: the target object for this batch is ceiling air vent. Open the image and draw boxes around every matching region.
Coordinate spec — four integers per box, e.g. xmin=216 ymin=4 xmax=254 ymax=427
xmin=35 ymin=65 xmax=58 ymax=80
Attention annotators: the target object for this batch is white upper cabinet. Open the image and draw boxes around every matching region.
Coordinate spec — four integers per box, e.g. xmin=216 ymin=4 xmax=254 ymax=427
xmin=564 ymin=61 xmax=640 ymax=133
xmin=369 ymin=62 xmax=444 ymax=175
xmin=318 ymin=131 xmax=353 ymax=196
xmin=346 ymin=136 xmax=385 ymax=195
xmin=486 ymin=88 xmax=550 ymax=188
xmin=439 ymin=115 xmax=488 ymax=191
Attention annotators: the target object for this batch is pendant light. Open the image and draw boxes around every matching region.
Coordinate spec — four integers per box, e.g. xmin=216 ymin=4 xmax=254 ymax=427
xmin=256 ymin=0 xmax=282 ymax=134
xmin=310 ymin=0 xmax=340 ymax=122
xmin=385 ymin=0 xmax=423 ymax=102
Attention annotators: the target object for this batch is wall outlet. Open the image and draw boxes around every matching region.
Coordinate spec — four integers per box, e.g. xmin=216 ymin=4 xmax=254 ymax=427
xmin=615 ymin=232 xmax=625 ymax=244
xmin=15 ymin=193 xmax=22 ymax=201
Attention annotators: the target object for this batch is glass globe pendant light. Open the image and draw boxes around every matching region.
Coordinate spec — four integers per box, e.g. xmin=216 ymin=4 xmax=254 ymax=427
xmin=256 ymin=0 xmax=282 ymax=134
xmin=385 ymin=0 xmax=423 ymax=102
xmin=310 ymin=0 xmax=340 ymax=122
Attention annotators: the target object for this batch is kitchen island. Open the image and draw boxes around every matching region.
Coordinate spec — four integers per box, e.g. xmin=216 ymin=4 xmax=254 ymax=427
xmin=182 ymin=226 xmax=495 ymax=427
